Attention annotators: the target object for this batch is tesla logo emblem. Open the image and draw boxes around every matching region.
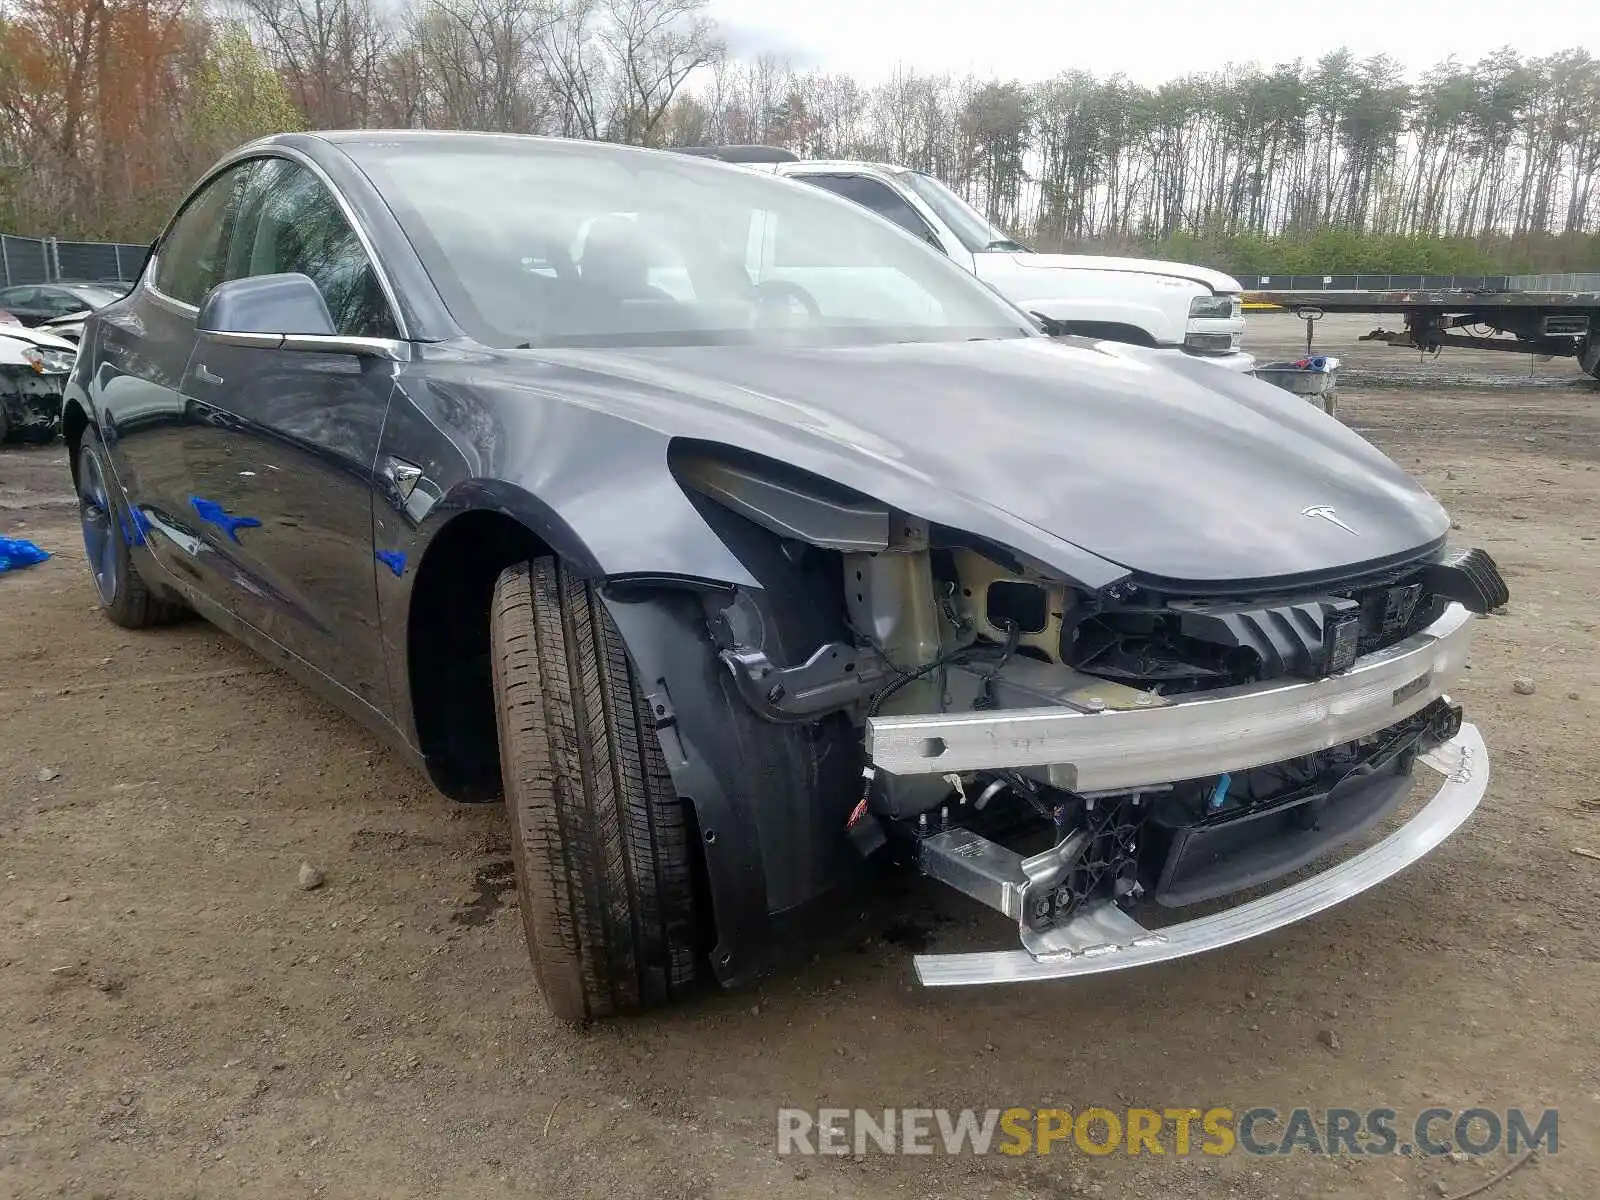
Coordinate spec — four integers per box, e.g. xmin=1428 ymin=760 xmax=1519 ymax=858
xmin=1302 ymin=505 xmax=1358 ymax=535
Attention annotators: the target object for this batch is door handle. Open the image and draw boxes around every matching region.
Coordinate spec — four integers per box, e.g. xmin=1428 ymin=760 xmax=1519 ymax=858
xmin=195 ymin=363 xmax=225 ymax=386
xmin=381 ymin=456 xmax=424 ymax=500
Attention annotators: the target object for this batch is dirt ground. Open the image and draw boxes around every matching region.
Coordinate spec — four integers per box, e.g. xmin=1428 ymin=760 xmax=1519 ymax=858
xmin=2 ymin=312 xmax=1597 ymax=1199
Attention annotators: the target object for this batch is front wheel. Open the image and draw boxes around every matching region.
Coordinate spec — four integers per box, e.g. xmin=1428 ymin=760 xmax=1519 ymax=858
xmin=490 ymin=557 xmax=702 ymax=1022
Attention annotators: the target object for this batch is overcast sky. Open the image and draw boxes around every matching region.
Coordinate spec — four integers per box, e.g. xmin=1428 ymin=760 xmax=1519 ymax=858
xmin=706 ymin=0 xmax=1590 ymax=84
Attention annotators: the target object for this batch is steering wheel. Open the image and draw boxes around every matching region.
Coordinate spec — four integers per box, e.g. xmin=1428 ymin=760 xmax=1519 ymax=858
xmin=751 ymin=279 xmax=824 ymax=327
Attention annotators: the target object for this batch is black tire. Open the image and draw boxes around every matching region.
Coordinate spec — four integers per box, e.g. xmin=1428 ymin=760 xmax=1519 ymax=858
xmin=75 ymin=426 xmax=186 ymax=628
xmin=490 ymin=557 xmax=701 ymax=1022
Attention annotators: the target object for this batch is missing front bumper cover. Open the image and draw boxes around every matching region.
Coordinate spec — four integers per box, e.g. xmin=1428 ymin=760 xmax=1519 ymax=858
xmin=911 ymin=722 xmax=1487 ymax=986
xmin=866 ymin=603 xmax=1476 ymax=791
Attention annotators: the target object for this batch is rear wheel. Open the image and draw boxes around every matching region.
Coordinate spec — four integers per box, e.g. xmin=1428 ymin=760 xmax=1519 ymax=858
xmin=490 ymin=557 xmax=701 ymax=1022
xmin=75 ymin=427 xmax=185 ymax=628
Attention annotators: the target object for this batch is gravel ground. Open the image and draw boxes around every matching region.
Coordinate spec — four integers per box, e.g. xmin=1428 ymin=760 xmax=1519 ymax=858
xmin=1 ymin=312 xmax=1596 ymax=1199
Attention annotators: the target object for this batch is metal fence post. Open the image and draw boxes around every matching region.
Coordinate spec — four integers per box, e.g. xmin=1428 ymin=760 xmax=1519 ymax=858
xmin=0 ymin=236 xmax=9 ymax=287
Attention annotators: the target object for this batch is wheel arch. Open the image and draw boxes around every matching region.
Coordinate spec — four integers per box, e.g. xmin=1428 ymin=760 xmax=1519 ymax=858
xmin=1057 ymin=319 xmax=1161 ymax=348
xmin=61 ymin=398 xmax=90 ymax=483
xmin=400 ymin=471 xmax=745 ymax=801
xmin=402 ymin=488 xmax=864 ymax=987
xmin=402 ymin=503 xmax=742 ymax=978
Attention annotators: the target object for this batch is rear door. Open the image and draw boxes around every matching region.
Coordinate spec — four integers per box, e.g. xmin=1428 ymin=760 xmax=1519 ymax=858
xmin=91 ymin=161 xmax=256 ymax=584
xmin=179 ymin=156 xmax=399 ymax=714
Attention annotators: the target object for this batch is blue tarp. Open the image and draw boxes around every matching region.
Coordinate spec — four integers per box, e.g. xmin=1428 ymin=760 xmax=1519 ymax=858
xmin=0 ymin=536 xmax=49 ymax=572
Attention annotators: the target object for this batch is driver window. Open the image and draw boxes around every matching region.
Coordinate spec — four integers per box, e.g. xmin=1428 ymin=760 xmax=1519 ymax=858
xmin=224 ymin=158 xmax=397 ymax=338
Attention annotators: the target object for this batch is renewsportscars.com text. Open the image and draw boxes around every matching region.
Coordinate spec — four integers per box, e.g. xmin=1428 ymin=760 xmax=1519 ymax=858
xmin=776 ymin=1106 xmax=1559 ymax=1158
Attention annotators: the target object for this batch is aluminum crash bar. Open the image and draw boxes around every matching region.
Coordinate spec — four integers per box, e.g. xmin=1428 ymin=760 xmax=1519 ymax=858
xmin=865 ymin=603 xmax=1476 ymax=791
xmin=912 ymin=723 xmax=1487 ymax=985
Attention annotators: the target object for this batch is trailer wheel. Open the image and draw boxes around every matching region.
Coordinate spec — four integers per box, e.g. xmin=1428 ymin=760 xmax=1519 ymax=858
xmin=490 ymin=557 xmax=701 ymax=1022
xmin=1579 ymin=335 xmax=1600 ymax=381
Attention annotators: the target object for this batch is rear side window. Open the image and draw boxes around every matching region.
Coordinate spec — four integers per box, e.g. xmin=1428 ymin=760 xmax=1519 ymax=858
xmin=225 ymin=158 xmax=396 ymax=338
xmin=800 ymin=175 xmax=938 ymax=244
xmin=153 ymin=163 xmax=255 ymax=306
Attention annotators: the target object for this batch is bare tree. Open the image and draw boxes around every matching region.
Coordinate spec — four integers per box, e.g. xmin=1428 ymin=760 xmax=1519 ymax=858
xmin=400 ymin=0 xmax=557 ymax=131
xmin=230 ymin=0 xmax=394 ymax=127
xmin=599 ymin=0 xmax=720 ymax=144
xmin=535 ymin=0 xmax=604 ymax=137
xmin=532 ymin=0 xmax=719 ymax=144
xmin=6 ymin=0 xmax=1600 ymax=266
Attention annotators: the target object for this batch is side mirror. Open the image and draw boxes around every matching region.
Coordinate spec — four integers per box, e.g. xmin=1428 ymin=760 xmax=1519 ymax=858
xmin=196 ymin=274 xmax=406 ymax=360
xmin=198 ymin=273 xmax=336 ymax=339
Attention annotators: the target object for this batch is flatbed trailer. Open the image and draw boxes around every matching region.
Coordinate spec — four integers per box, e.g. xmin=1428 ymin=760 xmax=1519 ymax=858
xmin=1245 ymin=287 xmax=1600 ymax=380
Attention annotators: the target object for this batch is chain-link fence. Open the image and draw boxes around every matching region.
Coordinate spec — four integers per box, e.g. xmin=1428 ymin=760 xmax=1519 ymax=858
xmin=1238 ymin=272 xmax=1600 ymax=294
xmin=1505 ymin=272 xmax=1600 ymax=293
xmin=0 ymin=234 xmax=149 ymax=287
xmin=1237 ymin=273 xmax=1514 ymax=293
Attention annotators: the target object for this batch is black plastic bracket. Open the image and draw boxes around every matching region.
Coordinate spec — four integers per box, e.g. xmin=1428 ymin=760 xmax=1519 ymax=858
xmin=719 ymin=642 xmax=891 ymax=723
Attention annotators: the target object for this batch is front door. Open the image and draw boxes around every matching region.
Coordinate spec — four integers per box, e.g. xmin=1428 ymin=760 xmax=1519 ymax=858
xmin=179 ymin=156 xmax=401 ymax=715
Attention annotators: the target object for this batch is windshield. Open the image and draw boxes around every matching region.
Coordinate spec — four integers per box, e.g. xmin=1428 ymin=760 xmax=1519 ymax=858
xmin=345 ymin=139 xmax=1036 ymax=349
xmin=899 ymin=173 xmax=1028 ymax=254
xmin=68 ymin=287 xmax=124 ymax=309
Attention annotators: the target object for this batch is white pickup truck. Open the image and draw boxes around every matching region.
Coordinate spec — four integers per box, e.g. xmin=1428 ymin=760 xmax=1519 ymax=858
xmin=684 ymin=148 xmax=1253 ymax=372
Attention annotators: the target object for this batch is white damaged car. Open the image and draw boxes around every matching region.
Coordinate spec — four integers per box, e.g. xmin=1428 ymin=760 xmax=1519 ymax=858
xmin=0 ymin=322 xmax=76 ymax=442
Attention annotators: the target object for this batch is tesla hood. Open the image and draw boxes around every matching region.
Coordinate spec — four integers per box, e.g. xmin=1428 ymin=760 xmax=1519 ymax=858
xmin=522 ymin=337 xmax=1449 ymax=589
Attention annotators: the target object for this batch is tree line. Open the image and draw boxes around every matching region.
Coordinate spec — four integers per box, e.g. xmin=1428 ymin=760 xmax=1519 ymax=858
xmin=2 ymin=0 xmax=1597 ymax=274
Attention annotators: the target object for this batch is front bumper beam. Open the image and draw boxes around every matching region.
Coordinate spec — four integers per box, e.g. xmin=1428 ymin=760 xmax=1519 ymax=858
xmin=913 ymin=722 xmax=1486 ymax=985
xmin=865 ymin=603 xmax=1476 ymax=791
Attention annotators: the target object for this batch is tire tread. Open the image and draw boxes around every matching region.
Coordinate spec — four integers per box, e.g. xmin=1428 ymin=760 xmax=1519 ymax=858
xmin=490 ymin=558 xmax=698 ymax=1022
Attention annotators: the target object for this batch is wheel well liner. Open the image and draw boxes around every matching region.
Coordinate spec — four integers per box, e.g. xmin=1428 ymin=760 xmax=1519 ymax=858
xmin=405 ymin=509 xmax=554 ymax=800
xmin=62 ymin=400 xmax=89 ymax=482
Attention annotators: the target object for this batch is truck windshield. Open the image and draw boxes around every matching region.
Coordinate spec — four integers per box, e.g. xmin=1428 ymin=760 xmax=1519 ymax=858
xmin=900 ymin=173 xmax=1029 ymax=254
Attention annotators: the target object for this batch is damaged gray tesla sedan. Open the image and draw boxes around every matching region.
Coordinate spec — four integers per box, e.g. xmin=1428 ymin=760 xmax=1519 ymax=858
xmin=61 ymin=131 xmax=1507 ymax=1021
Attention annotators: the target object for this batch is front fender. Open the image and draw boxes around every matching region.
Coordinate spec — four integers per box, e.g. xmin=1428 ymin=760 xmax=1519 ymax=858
xmin=370 ymin=366 xmax=765 ymax=753
xmin=377 ymin=361 xmax=762 ymax=588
